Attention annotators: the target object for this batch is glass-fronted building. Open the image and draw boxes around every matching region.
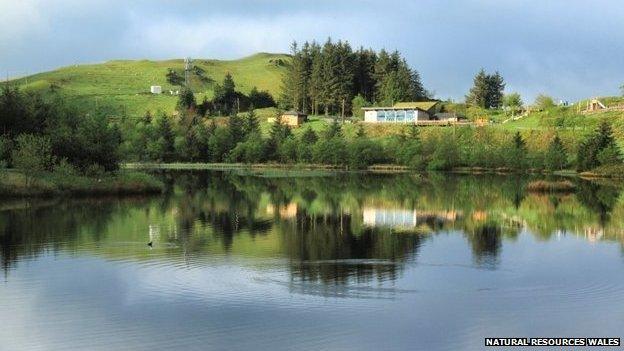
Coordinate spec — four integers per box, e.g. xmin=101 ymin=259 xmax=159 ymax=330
xmin=362 ymin=102 xmax=439 ymax=124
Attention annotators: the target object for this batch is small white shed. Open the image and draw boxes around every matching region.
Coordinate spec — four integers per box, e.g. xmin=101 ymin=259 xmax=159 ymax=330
xmin=150 ymin=86 xmax=162 ymax=94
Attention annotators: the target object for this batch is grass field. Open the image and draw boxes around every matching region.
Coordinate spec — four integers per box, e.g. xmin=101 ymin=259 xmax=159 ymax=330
xmin=6 ymin=52 xmax=290 ymax=118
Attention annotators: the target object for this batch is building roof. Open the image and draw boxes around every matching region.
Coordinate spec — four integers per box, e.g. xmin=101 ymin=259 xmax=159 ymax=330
xmin=361 ymin=101 xmax=439 ymax=112
xmin=282 ymin=111 xmax=307 ymax=116
xmin=393 ymin=101 xmax=439 ymax=111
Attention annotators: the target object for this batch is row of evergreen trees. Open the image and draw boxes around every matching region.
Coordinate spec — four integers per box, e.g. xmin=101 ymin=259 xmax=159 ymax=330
xmin=126 ymin=93 xmax=622 ymax=172
xmin=280 ymin=39 xmax=430 ymax=117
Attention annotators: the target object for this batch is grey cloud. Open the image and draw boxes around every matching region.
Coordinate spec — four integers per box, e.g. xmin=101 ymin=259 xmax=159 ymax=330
xmin=1 ymin=0 xmax=622 ymax=101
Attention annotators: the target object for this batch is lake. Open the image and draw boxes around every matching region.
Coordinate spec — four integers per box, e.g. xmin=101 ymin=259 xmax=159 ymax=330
xmin=1 ymin=171 xmax=623 ymax=350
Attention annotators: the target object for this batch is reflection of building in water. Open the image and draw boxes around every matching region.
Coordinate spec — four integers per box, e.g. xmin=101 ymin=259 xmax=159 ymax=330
xmin=472 ymin=211 xmax=488 ymax=222
xmin=584 ymin=227 xmax=604 ymax=242
xmin=148 ymin=224 xmax=160 ymax=243
xmin=362 ymin=207 xmax=459 ymax=228
xmin=363 ymin=208 xmax=417 ymax=228
xmin=266 ymin=203 xmax=298 ymax=219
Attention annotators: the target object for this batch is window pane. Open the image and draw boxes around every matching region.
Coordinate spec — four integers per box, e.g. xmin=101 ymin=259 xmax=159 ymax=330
xmin=386 ymin=110 xmax=395 ymax=121
xmin=396 ymin=110 xmax=405 ymax=121
xmin=406 ymin=110 xmax=415 ymax=121
xmin=377 ymin=111 xmax=385 ymax=121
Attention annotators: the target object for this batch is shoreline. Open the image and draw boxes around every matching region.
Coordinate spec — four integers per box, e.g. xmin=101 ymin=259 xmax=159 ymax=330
xmin=0 ymin=170 xmax=164 ymax=198
xmin=125 ymin=162 xmax=622 ymax=179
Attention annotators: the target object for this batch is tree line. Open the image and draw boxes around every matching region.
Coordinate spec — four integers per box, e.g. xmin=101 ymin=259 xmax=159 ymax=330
xmin=0 ymin=85 xmax=121 ymax=177
xmin=280 ymin=39 xmax=430 ymax=118
xmin=122 ymin=89 xmax=621 ymax=172
xmin=1 ymin=85 xmax=621 ymax=175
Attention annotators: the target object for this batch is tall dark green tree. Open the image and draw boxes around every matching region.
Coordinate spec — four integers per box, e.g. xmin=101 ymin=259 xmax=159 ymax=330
xmin=243 ymin=109 xmax=260 ymax=138
xmin=466 ymin=69 xmax=490 ymax=108
xmin=354 ymin=47 xmax=377 ymax=102
xmin=466 ymin=69 xmax=505 ymax=108
xmin=155 ymin=114 xmax=175 ymax=162
xmin=544 ymin=135 xmax=567 ymax=171
xmin=486 ymin=72 xmax=505 ymax=108
xmin=227 ymin=113 xmax=244 ymax=146
xmin=577 ymin=121 xmax=622 ymax=171
xmin=177 ymin=88 xmax=196 ymax=111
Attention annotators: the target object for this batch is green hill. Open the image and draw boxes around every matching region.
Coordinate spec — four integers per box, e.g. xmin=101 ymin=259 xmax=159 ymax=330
xmin=6 ymin=52 xmax=291 ymax=117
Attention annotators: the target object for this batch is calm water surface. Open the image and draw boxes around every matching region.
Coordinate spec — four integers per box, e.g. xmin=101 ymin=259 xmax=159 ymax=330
xmin=1 ymin=171 xmax=624 ymax=350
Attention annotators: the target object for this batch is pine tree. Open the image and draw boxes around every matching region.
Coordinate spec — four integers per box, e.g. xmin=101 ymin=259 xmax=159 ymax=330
xmin=325 ymin=118 xmax=342 ymax=139
xmin=243 ymin=109 xmax=260 ymax=138
xmin=155 ymin=114 xmax=175 ymax=162
xmin=486 ymin=72 xmax=505 ymax=108
xmin=354 ymin=47 xmax=377 ymax=102
xmin=177 ymin=88 xmax=196 ymax=111
xmin=334 ymin=40 xmax=355 ymax=120
xmin=308 ymin=43 xmax=323 ymax=115
xmin=320 ymin=38 xmax=341 ymax=115
xmin=228 ymin=113 xmax=244 ymax=146
xmin=466 ymin=69 xmax=489 ymax=108
xmin=467 ymin=69 xmax=505 ymax=108
xmin=507 ymin=131 xmax=527 ymax=170
xmin=578 ymin=120 xmax=621 ymax=171
xmin=544 ymin=135 xmax=567 ymax=171
xmin=300 ymin=127 xmax=318 ymax=144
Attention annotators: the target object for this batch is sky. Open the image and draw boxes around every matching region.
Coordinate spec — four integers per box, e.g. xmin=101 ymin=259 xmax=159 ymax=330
xmin=1 ymin=0 xmax=623 ymax=102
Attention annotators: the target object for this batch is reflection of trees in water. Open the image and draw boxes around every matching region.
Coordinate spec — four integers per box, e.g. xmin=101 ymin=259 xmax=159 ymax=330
xmin=0 ymin=199 xmax=123 ymax=273
xmin=576 ymin=180 xmax=621 ymax=226
xmin=464 ymin=224 xmax=502 ymax=269
xmin=164 ymin=171 xmax=273 ymax=252
xmin=3 ymin=171 xmax=623 ymax=278
xmin=277 ymin=211 xmax=423 ymax=285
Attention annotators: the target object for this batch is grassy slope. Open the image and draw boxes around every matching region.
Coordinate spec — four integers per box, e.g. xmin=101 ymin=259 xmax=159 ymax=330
xmin=8 ymin=52 xmax=290 ymax=118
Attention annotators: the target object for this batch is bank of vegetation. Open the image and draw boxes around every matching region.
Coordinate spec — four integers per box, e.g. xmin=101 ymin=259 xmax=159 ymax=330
xmin=0 ymin=86 xmax=163 ymax=197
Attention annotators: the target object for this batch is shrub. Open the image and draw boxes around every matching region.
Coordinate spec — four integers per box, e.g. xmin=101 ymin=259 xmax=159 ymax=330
xmin=11 ymin=134 xmax=54 ymax=175
xmin=534 ymin=94 xmax=555 ymax=111
xmin=53 ymin=158 xmax=78 ymax=177
xmin=312 ymin=137 xmax=347 ymax=165
xmin=278 ymin=137 xmax=298 ymax=163
xmin=351 ymin=95 xmax=370 ymax=120
xmin=347 ymin=138 xmax=386 ymax=169
xmin=84 ymin=164 xmax=106 ymax=178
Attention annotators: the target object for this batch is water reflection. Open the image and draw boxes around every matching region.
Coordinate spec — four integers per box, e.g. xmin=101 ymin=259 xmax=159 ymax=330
xmin=1 ymin=172 xmax=623 ymax=281
xmin=3 ymin=171 xmax=624 ymax=351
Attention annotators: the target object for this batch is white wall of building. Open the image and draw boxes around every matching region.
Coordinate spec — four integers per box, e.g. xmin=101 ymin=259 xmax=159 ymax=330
xmin=364 ymin=110 xmax=377 ymax=123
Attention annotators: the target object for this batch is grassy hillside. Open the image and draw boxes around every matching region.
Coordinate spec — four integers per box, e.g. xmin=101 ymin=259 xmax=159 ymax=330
xmin=6 ymin=52 xmax=290 ymax=118
xmin=5 ymin=52 xmax=624 ymax=147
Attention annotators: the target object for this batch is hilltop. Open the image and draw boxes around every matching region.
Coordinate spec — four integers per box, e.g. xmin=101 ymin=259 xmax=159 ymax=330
xmin=6 ymin=52 xmax=291 ymax=117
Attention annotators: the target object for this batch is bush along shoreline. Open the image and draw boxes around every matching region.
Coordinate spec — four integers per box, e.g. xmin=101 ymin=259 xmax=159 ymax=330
xmin=0 ymin=85 xmax=163 ymax=198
